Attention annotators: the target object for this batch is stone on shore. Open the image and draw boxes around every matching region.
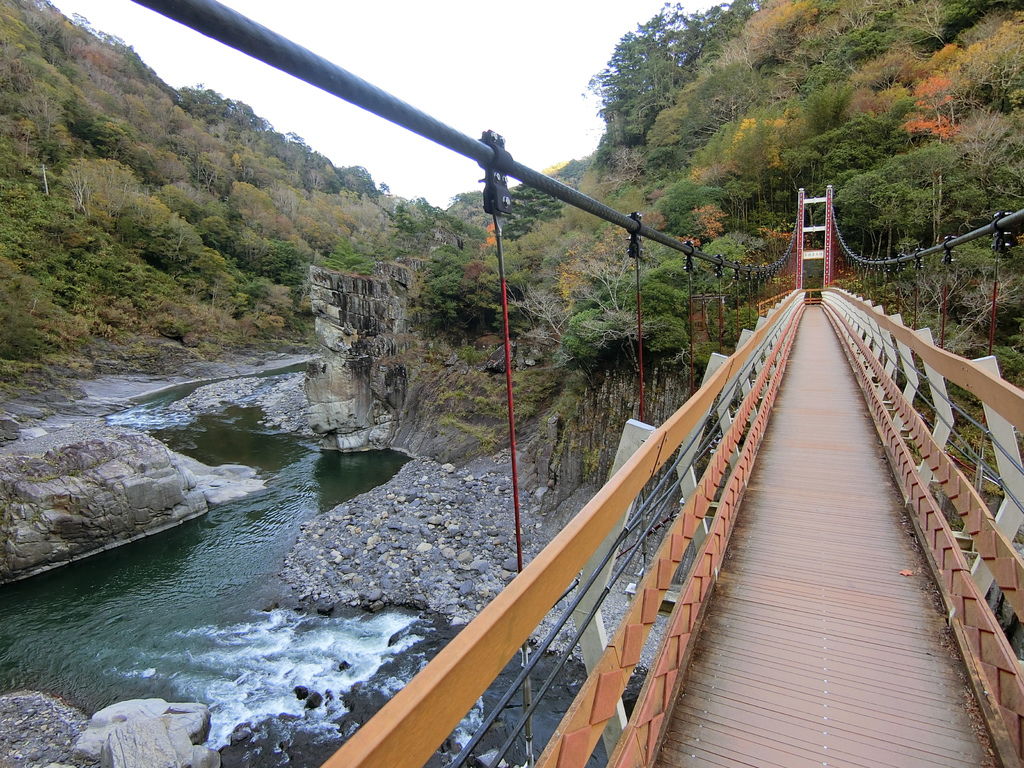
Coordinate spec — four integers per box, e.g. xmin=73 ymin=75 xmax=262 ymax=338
xmin=0 ymin=415 xmax=19 ymax=443
xmin=0 ymin=691 xmax=88 ymax=768
xmin=99 ymin=716 xmax=193 ymax=768
xmin=167 ymin=372 xmax=311 ymax=435
xmin=171 ymin=454 xmax=265 ymax=505
xmin=74 ymin=698 xmax=212 ymax=766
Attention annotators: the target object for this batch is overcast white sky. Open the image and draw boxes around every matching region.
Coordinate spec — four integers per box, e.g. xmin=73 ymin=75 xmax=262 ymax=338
xmin=48 ymin=0 xmax=710 ymax=207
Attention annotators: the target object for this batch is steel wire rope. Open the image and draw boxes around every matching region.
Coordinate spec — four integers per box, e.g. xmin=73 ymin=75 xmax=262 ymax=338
xmin=445 ymin=438 xmax=690 ymax=768
xmin=687 ymin=254 xmax=695 ymax=394
xmin=132 ymin=0 xmax=777 ymax=278
xmin=471 ymin=348 xmax=788 ymax=768
xmin=940 ymin=237 xmax=954 ymax=348
xmin=837 ymin=303 xmax=1024 ymax=480
xmin=471 ymin=483 xmax=683 ymax=768
xmin=833 ymin=312 xmax=1024 ymax=539
xmin=986 ymin=213 xmax=1017 ymax=356
xmin=630 ymin=216 xmax=646 ymax=423
xmin=446 ymin=403 xmax=716 ymax=765
xmin=620 ymin=311 xmax=793 ymax=544
xmin=833 ymin=209 xmax=1024 ymax=270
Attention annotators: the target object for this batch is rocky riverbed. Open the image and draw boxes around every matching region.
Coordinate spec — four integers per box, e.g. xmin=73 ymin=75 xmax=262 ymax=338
xmin=280 ymin=451 xmax=662 ymax=665
xmin=167 ymin=372 xmax=311 ymax=435
xmin=282 ymin=455 xmax=546 ymax=625
xmin=0 ymin=350 xmax=310 ymax=427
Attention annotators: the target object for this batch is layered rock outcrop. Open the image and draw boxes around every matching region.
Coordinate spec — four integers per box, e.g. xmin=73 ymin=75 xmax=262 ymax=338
xmin=0 ymin=427 xmax=262 ymax=583
xmin=305 ymin=263 xmax=412 ymax=452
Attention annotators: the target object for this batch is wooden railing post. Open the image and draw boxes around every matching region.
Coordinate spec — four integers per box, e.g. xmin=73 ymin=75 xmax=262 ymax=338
xmin=970 ymin=355 xmax=1024 ymax=599
xmin=573 ymin=418 xmax=656 ymax=755
xmin=915 ymin=327 xmax=954 ymax=475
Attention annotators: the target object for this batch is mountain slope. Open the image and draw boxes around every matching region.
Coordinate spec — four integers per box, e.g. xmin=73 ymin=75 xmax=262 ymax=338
xmin=0 ymin=0 xmax=482 ymax=385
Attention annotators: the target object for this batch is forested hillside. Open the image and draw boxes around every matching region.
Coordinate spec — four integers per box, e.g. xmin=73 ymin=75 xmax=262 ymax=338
xmin=2 ymin=0 xmax=1023 ymax=392
xmin=490 ymin=0 xmax=1024 ymax=381
xmin=0 ymin=0 xmax=481 ymax=385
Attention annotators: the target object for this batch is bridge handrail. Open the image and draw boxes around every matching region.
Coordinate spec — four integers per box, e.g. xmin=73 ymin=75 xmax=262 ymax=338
xmin=323 ymin=290 xmax=804 ymax=768
xmin=823 ymin=289 xmax=1024 ymax=433
xmin=822 ymin=295 xmax=1024 ymax=760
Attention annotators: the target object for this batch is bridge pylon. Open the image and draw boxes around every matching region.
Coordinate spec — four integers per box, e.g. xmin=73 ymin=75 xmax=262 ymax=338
xmin=797 ymin=185 xmax=836 ymax=289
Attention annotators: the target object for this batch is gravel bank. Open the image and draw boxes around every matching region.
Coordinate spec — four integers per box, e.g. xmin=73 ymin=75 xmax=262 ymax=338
xmin=282 ymin=453 xmax=667 ymax=669
xmin=0 ymin=691 xmax=89 ymax=768
xmin=282 ymin=456 xmax=545 ymax=625
xmin=168 ymin=373 xmax=311 ymax=435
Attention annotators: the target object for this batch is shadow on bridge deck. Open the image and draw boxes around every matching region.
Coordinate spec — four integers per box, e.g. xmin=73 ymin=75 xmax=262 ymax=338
xmin=657 ymin=306 xmax=992 ymax=767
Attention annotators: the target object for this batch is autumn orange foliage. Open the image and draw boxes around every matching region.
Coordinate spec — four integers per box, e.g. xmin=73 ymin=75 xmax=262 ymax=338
xmin=903 ymin=75 xmax=959 ymax=139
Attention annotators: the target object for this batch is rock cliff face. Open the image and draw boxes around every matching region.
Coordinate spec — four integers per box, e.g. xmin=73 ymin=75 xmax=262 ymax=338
xmin=0 ymin=432 xmax=208 ymax=583
xmin=305 ymin=261 xmax=692 ymax=517
xmin=305 ymin=263 xmax=412 ymax=452
xmin=521 ymin=367 xmax=690 ymax=526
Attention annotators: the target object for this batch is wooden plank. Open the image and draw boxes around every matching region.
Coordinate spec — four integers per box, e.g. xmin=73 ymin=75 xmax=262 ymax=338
xmin=656 ymin=307 xmax=989 ymax=768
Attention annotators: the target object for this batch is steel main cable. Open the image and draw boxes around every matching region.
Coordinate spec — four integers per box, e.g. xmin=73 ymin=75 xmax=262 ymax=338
xmin=132 ymin=0 xmax=779 ymax=277
xmin=833 ymin=207 xmax=1024 ymax=270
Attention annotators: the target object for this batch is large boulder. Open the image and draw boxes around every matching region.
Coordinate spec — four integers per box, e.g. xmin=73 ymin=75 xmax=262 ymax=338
xmin=99 ymin=716 xmax=193 ymax=768
xmin=0 ymin=415 xmax=19 ymax=443
xmin=73 ymin=698 xmax=212 ymax=765
xmin=0 ymin=432 xmax=208 ymax=583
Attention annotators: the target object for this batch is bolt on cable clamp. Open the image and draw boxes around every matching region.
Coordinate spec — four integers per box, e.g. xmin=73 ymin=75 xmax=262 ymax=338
xmin=479 ymin=130 xmax=513 ymax=216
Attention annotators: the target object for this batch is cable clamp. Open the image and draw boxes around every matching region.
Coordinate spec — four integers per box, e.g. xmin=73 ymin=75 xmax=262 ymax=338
xmin=628 ymin=212 xmax=642 ymax=259
xmin=942 ymin=234 xmax=955 ymax=265
xmin=992 ymin=211 xmax=1017 ymax=254
xmin=479 ymin=130 xmax=513 ymax=216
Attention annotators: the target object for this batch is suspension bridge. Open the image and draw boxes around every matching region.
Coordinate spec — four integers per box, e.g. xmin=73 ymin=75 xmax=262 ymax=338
xmin=129 ymin=2 xmax=1024 ymax=766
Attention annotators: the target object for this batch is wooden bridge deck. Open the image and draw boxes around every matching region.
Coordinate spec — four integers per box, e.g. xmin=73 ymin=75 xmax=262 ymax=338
xmin=655 ymin=307 xmax=989 ymax=767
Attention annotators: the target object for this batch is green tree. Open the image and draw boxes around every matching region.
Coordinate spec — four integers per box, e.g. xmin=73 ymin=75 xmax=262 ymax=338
xmin=322 ymin=237 xmax=374 ymax=275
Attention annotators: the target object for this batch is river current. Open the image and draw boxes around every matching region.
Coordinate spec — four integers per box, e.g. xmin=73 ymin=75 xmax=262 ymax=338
xmin=0 ymin=369 xmax=415 ymax=750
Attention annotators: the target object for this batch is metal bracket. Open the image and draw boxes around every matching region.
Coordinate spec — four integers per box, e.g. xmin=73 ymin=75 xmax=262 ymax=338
xmin=942 ymin=235 xmax=955 ymax=265
xmin=628 ymin=212 xmax=642 ymax=259
xmin=479 ymin=130 xmax=512 ymax=216
xmin=992 ymin=211 xmax=1017 ymax=254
